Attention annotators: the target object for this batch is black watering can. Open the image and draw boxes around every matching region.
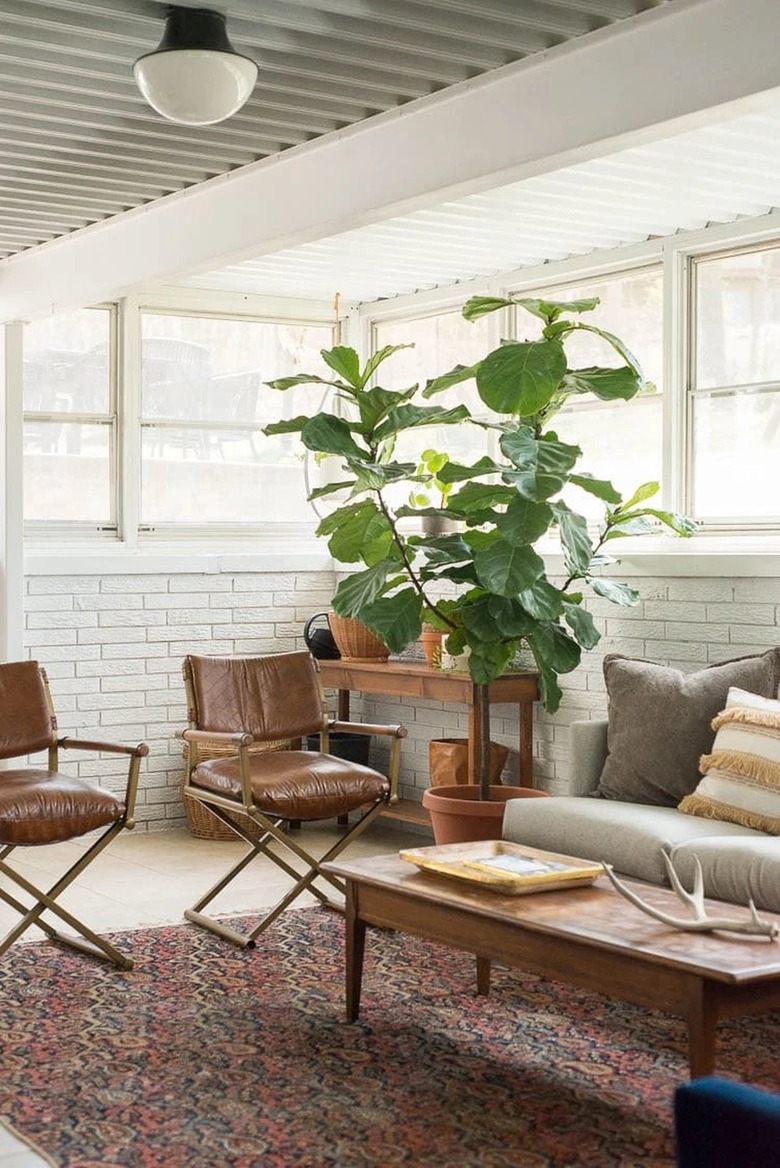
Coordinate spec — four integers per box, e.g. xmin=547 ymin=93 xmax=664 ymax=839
xmin=303 ymin=612 xmax=341 ymax=660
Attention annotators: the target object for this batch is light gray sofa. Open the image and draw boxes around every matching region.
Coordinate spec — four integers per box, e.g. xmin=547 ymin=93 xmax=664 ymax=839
xmin=502 ymin=719 xmax=780 ymax=912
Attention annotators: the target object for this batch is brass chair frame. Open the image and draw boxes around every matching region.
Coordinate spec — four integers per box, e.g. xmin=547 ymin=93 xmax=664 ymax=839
xmin=181 ymin=654 xmax=406 ymax=949
xmin=0 ymin=666 xmax=148 ymax=970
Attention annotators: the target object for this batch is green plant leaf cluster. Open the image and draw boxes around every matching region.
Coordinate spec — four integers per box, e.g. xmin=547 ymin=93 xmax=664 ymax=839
xmin=262 ymin=294 xmax=695 ymax=733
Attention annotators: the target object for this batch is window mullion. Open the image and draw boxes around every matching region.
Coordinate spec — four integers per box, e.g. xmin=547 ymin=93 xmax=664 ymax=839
xmin=120 ymin=296 xmax=141 ymax=549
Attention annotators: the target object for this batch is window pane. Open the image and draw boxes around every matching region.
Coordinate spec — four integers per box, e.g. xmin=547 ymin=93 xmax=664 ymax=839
xmin=373 ymin=310 xmax=490 ymax=467
xmin=139 ymin=314 xmax=332 ymax=526
xmin=691 ymin=390 xmax=780 ymax=520
xmin=695 ymin=247 xmax=780 ymax=389
xmin=554 ymin=396 xmax=663 ymax=518
xmin=516 ymin=268 xmax=664 ymax=514
xmin=24 ymin=308 xmax=111 ymax=414
xmin=141 ymin=428 xmax=312 ymax=524
xmin=24 ymin=423 xmax=111 ymax=521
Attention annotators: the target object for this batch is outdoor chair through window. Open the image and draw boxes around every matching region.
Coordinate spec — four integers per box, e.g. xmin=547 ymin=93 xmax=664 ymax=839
xmin=181 ymin=651 xmax=406 ymax=949
xmin=0 ymin=661 xmax=148 ymax=969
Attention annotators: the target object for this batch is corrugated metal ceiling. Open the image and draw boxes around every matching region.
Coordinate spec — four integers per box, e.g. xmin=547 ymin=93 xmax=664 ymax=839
xmin=183 ymin=104 xmax=780 ymax=302
xmin=0 ymin=0 xmax=673 ymax=261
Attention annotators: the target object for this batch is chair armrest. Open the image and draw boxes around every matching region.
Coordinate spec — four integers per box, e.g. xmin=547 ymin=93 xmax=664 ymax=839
xmin=58 ymin=738 xmax=149 ymax=828
xmin=179 ymin=728 xmax=254 ymax=748
xmin=329 ymin=720 xmax=408 ymax=739
xmin=569 ymin=719 xmax=609 ymax=796
xmin=59 ymin=737 xmax=149 ymax=758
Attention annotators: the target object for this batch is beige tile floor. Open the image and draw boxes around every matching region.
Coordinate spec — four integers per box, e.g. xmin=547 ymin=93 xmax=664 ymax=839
xmin=0 ymin=818 xmax=428 ymax=1165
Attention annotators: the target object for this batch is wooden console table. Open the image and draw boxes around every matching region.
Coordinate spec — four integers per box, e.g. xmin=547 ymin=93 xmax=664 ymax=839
xmin=318 ymin=659 xmax=539 ymax=824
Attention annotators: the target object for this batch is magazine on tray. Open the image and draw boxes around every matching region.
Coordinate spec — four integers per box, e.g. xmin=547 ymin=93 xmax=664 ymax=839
xmin=399 ymin=841 xmax=604 ymax=894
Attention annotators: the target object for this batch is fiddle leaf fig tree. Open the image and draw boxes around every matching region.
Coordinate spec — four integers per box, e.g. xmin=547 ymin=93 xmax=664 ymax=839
xmin=263 ymin=296 xmax=695 ymax=717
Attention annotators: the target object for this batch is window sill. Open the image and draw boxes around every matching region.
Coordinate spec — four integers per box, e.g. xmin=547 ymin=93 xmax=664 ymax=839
xmin=24 ymin=541 xmax=334 ymax=576
xmin=542 ymin=533 xmax=780 ymax=577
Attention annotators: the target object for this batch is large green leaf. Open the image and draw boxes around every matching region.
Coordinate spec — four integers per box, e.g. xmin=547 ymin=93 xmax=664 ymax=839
xmin=527 ymin=622 xmax=582 ymax=674
xmin=332 ymin=563 xmax=393 ymax=616
xmin=461 ymin=295 xmax=515 ymax=321
xmin=447 ymin=482 xmax=515 ymax=517
xmin=437 ymin=456 xmax=500 ymax=483
xmin=518 ymin=579 xmax=564 ymax=621
xmin=266 ymin=373 xmax=342 ymax=391
xmin=476 ymin=340 xmax=566 ymax=416
xmin=551 ymin=501 xmax=592 ymax=574
xmin=513 ymin=296 xmax=600 ymax=324
xmin=565 ymin=323 xmax=645 ymax=378
xmin=422 ymin=362 xmax=480 ymax=398
xmin=362 ymin=344 xmax=414 ymax=386
xmin=473 ymin=539 xmax=545 ymax=596
xmin=321 ymin=346 xmax=362 ymax=388
xmin=467 ymin=640 xmax=516 ymax=686
xmin=461 ymin=597 xmax=504 ymax=642
xmin=307 ymin=479 xmax=355 ymax=501
xmin=559 ymin=365 xmax=641 ymax=402
xmin=487 ymin=596 xmax=534 ymax=637
xmin=589 ymin=578 xmax=641 ymax=606
xmin=374 ymin=403 xmax=470 ymax=441
xmin=562 ymin=601 xmax=601 ymax=649
xmin=262 ymin=415 xmax=309 ymax=436
xmin=500 ymin=429 xmax=580 ymax=501
xmin=326 ymin=502 xmax=393 ymax=564
xmin=497 ymin=497 xmax=553 ymax=545
xmin=614 ymin=480 xmax=659 ymax=512
xmin=354 ymin=386 xmax=409 ymax=433
xmin=316 ymin=500 xmax=369 ymax=537
xmin=568 ymin=473 xmax=622 ymax=504
xmin=606 ymin=505 xmax=697 ymax=539
xmin=301 ymin=415 xmax=365 ymax=458
xmin=360 ymin=589 xmax=423 ymax=654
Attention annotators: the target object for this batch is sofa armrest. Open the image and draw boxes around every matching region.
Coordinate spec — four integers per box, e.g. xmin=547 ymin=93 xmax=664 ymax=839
xmin=569 ymin=720 xmax=609 ymax=796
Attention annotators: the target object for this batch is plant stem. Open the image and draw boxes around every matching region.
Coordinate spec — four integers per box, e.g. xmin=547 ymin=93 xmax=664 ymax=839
xmin=375 ymin=488 xmax=457 ymax=630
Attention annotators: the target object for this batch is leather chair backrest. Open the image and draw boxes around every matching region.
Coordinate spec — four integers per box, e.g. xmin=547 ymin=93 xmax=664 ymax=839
xmin=185 ymin=651 xmax=327 ymax=741
xmin=0 ymin=661 xmax=57 ymax=760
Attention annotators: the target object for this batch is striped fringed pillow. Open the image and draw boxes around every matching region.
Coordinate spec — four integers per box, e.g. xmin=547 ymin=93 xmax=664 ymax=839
xmin=678 ymin=687 xmax=780 ymax=835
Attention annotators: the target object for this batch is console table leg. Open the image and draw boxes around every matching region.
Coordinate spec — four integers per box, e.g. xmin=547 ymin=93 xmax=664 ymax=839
xmin=519 ymin=701 xmax=534 ymax=788
xmin=345 ymin=881 xmax=365 ymax=1022
xmin=476 ymin=956 xmax=491 ymax=996
xmin=687 ymin=981 xmax=718 ymax=1079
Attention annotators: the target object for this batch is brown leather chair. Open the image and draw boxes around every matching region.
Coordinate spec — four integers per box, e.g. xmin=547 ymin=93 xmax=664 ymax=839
xmin=0 ymin=661 xmax=148 ymax=969
xmin=181 ymin=651 xmax=406 ymax=948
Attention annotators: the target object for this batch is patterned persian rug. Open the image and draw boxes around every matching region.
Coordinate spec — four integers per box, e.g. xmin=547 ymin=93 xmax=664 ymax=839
xmin=0 ymin=908 xmax=777 ymax=1168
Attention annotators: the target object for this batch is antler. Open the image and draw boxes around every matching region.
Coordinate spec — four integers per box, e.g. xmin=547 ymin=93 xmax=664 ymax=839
xmin=603 ymin=853 xmax=779 ymax=940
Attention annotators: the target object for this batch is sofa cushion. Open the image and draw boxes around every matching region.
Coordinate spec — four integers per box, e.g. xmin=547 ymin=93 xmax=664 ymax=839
xmin=679 ymin=687 xmax=780 ymax=835
xmin=501 ymin=796 xmax=760 ymax=886
xmin=670 ymin=836 xmax=780 ymax=914
xmin=595 ymin=649 xmax=780 ymax=807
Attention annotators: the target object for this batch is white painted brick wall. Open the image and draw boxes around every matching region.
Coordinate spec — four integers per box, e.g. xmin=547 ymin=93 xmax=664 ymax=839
xmin=23 ymin=570 xmax=780 ymax=826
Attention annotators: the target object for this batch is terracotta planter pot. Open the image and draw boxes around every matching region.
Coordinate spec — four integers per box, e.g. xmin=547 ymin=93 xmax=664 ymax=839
xmin=419 ymin=628 xmax=444 ymax=668
xmin=422 ymin=784 xmax=550 ymax=845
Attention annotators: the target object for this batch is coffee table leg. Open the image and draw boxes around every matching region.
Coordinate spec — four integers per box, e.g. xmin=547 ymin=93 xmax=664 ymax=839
xmin=345 ymin=880 xmax=366 ymax=1022
xmin=476 ymin=956 xmax=491 ymax=995
xmin=687 ymin=981 xmax=718 ymax=1079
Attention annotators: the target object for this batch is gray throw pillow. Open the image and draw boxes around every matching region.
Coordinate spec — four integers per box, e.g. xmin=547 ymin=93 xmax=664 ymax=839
xmin=595 ymin=649 xmax=780 ymax=807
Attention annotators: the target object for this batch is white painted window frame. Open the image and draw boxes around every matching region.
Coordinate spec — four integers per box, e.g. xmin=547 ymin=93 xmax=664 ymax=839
xmin=21 ymin=210 xmax=780 ymax=578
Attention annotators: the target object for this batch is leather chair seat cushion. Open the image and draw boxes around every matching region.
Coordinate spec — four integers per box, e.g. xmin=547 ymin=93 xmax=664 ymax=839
xmin=191 ymin=750 xmax=389 ymax=820
xmin=0 ymin=770 xmax=125 ymax=845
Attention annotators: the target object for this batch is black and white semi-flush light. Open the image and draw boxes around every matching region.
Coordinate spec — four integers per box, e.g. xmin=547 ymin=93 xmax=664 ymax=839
xmin=134 ymin=6 xmax=258 ymax=126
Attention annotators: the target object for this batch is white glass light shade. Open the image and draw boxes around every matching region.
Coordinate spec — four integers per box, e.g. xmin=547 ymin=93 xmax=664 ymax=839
xmin=134 ymin=48 xmax=258 ymax=126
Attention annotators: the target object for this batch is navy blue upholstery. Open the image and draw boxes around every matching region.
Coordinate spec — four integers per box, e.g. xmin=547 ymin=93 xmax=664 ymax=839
xmin=674 ymin=1076 xmax=780 ymax=1168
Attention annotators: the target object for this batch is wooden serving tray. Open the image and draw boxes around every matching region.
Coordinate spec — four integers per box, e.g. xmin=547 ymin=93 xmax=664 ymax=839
xmin=399 ymin=840 xmax=604 ymax=895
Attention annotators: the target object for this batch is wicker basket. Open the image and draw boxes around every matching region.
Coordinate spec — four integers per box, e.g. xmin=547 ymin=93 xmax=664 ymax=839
xmin=328 ymin=613 xmax=389 ymax=663
xmin=181 ymin=737 xmax=292 ymax=841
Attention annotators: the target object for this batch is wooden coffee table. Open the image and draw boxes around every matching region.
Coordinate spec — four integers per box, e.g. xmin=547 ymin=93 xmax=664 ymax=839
xmin=322 ymin=850 xmax=780 ymax=1079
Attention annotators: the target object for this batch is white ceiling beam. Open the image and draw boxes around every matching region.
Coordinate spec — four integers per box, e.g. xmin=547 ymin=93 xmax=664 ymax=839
xmin=3 ymin=0 xmax=780 ymax=321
